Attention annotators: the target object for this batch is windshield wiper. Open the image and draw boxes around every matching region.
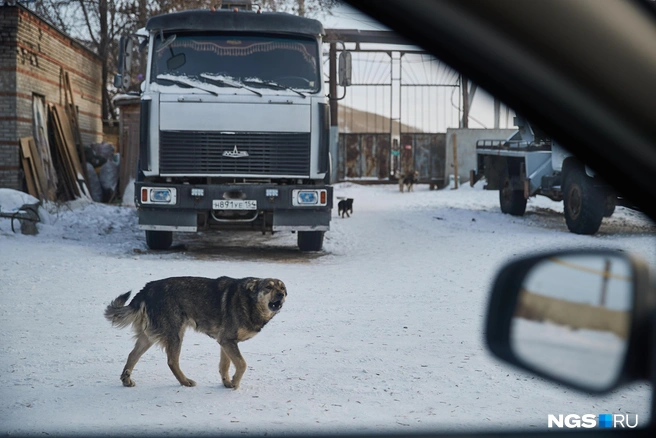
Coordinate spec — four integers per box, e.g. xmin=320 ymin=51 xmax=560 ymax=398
xmin=241 ymin=80 xmax=307 ymax=98
xmin=156 ymin=74 xmax=218 ymax=96
xmin=200 ymin=74 xmax=263 ymax=97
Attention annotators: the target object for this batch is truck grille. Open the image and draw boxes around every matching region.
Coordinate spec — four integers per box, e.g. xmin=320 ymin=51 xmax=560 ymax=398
xmin=159 ymin=131 xmax=311 ymax=176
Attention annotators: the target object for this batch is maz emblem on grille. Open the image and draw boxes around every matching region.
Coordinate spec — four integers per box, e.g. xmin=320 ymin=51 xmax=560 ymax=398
xmin=222 ymin=145 xmax=249 ymax=158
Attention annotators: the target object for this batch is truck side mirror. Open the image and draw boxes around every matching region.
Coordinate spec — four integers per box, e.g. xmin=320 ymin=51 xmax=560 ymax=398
xmin=117 ymin=35 xmax=134 ymax=90
xmin=338 ymin=51 xmax=352 ymax=87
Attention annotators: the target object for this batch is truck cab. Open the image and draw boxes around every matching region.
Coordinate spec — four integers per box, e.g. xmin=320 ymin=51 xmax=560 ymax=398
xmin=117 ymin=8 xmax=339 ymax=251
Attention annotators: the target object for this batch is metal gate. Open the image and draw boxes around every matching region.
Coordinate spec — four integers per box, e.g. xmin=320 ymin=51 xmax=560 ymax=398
xmin=326 ymin=37 xmax=459 ymax=186
xmin=339 ymin=133 xmax=391 ymax=180
xmin=399 ymin=133 xmax=446 ymax=188
xmin=397 ymin=52 xmax=457 ymax=188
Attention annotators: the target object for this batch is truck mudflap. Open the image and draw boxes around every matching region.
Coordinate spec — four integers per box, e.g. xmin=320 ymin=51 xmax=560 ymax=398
xmin=135 ymin=182 xmax=332 ymax=232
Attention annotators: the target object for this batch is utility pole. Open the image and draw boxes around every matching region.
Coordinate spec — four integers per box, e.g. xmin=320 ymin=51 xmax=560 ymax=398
xmin=461 ymin=76 xmax=469 ymax=128
xmin=329 ymin=42 xmax=338 ymax=183
xmin=494 ymin=98 xmax=501 ymax=129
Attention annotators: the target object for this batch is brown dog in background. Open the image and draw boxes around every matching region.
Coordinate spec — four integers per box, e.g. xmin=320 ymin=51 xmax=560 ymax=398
xmin=399 ymin=170 xmax=419 ymax=192
xmin=105 ymin=276 xmax=286 ymax=390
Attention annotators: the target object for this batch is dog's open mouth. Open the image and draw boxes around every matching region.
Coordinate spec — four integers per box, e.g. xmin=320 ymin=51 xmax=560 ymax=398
xmin=268 ymin=300 xmax=283 ymax=312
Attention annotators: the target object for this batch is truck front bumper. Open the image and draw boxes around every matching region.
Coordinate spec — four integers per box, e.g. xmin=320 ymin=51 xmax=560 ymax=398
xmin=135 ymin=183 xmax=333 ymax=232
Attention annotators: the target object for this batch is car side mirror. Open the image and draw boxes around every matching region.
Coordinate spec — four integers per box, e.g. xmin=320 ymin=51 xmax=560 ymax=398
xmin=485 ymin=249 xmax=652 ymax=393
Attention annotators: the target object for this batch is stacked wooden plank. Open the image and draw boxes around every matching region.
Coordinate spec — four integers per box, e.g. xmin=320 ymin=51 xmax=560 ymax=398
xmin=18 ymin=71 xmax=92 ymax=202
xmin=63 ymin=71 xmax=89 ymax=184
xmin=19 ymin=137 xmax=45 ymax=200
xmin=32 ymin=97 xmax=58 ymax=201
xmin=49 ymin=104 xmax=91 ymax=200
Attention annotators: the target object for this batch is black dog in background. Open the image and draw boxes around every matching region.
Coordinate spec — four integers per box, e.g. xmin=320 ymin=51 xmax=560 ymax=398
xmin=338 ymin=198 xmax=354 ymax=218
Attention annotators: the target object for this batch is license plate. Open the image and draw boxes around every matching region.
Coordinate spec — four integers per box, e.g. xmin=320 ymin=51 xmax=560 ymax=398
xmin=212 ymin=200 xmax=257 ymax=210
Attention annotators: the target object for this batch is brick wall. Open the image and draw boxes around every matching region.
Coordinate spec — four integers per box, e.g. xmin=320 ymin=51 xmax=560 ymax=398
xmin=0 ymin=4 xmax=102 ymax=190
xmin=0 ymin=6 xmax=19 ymax=189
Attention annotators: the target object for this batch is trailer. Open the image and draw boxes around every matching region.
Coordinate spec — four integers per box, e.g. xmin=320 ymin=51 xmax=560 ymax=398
xmin=470 ymin=117 xmax=634 ymax=235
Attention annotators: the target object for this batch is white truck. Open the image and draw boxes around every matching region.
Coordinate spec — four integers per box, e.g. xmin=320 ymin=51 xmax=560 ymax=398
xmin=470 ymin=116 xmax=634 ymax=235
xmin=115 ymin=5 xmax=349 ymax=251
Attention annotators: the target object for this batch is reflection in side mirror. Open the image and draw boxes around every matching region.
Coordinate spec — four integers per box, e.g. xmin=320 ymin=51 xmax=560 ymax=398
xmin=486 ymin=249 xmax=650 ymax=394
xmin=511 ymin=254 xmax=632 ymax=391
xmin=338 ymin=51 xmax=352 ymax=87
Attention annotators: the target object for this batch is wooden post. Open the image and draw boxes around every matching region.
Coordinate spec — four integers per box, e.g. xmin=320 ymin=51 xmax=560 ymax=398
xmin=461 ymin=76 xmax=469 ymax=128
xmin=494 ymin=98 xmax=501 ymax=129
xmin=452 ymin=133 xmax=459 ymax=189
xmin=600 ymin=259 xmax=611 ymax=307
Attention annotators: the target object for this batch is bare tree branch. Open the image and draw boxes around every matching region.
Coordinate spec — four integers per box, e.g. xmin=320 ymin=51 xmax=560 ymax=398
xmin=77 ymin=0 xmax=100 ymax=46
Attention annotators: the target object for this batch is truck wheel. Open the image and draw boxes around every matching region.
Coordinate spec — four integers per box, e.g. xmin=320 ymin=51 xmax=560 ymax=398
xmin=499 ymin=178 xmax=527 ymax=216
xmin=146 ymin=230 xmax=173 ymax=250
xmin=563 ymin=169 xmax=604 ymax=235
xmin=297 ymin=231 xmax=324 ymax=252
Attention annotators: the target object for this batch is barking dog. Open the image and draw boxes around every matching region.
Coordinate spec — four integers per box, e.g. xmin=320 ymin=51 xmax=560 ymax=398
xmin=104 ymin=276 xmax=286 ymax=390
xmin=399 ymin=170 xmax=419 ymax=192
xmin=337 ymin=198 xmax=354 ymax=218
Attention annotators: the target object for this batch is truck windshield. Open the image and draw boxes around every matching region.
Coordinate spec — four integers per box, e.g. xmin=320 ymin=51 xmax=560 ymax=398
xmin=151 ymin=32 xmax=320 ymax=93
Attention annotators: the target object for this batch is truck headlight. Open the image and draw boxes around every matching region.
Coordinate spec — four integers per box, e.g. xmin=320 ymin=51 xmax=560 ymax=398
xmin=141 ymin=187 xmax=177 ymax=205
xmin=292 ymin=189 xmax=327 ymax=207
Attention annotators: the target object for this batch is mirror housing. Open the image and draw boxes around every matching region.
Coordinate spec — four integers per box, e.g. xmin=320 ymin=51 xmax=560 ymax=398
xmin=158 ymin=31 xmax=177 ymax=52
xmin=338 ymin=51 xmax=352 ymax=87
xmin=116 ymin=35 xmax=134 ymax=91
xmin=485 ymin=249 xmax=652 ymax=394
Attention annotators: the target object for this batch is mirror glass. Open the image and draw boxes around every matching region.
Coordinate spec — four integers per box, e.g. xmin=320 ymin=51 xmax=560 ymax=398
xmin=166 ymin=53 xmax=186 ymax=71
xmin=510 ymin=253 xmax=633 ymax=391
xmin=123 ymin=37 xmax=134 ymax=72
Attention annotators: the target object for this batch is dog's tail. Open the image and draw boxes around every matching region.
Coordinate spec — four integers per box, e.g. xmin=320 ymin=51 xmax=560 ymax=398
xmin=104 ymin=291 xmax=142 ymax=329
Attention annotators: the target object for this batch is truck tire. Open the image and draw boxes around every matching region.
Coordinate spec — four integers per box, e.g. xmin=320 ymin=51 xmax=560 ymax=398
xmin=146 ymin=230 xmax=173 ymax=250
xmin=297 ymin=231 xmax=324 ymax=252
xmin=563 ymin=168 xmax=604 ymax=235
xmin=499 ymin=178 xmax=527 ymax=216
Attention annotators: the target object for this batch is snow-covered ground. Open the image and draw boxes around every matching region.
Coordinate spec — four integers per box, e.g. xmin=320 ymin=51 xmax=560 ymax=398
xmin=1 ymin=183 xmax=654 ymax=435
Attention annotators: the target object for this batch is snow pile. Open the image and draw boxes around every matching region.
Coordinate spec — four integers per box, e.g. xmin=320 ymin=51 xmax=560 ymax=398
xmin=0 ymin=188 xmax=139 ymax=252
xmin=0 ymin=188 xmax=39 ymax=211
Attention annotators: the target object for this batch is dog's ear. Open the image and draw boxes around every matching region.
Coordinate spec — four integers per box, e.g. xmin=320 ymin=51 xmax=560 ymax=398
xmin=275 ymin=279 xmax=287 ymax=296
xmin=244 ymin=278 xmax=262 ymax=294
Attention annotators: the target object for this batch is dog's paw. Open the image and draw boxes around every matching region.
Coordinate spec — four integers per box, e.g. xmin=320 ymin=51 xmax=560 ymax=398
xmin=222 ymin=378 xmax=234 ymax=389
xmin=180 ymin=378 xmax=196 ymax=387
xmin=121 ymin=370 xmax=135 ymax=387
